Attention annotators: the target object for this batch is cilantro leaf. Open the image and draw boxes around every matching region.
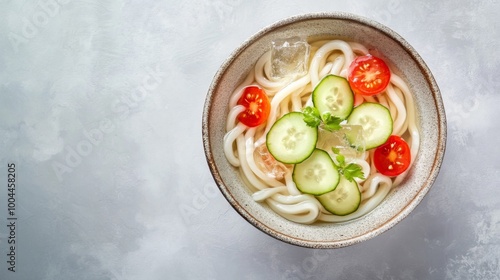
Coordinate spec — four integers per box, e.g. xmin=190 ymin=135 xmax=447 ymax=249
xmin=336 ymin=154 xmax=345 ymax=167
xmin=342 ymin=163 xmax=365 ymax=182
xmin=302 ymin=106 xmax=321 ymax=128
xmin=302 ymin=106 xmax=344 ymax=131
xmin=331 ymin=147 xmax=340 ymax=155
xmin=321 ymin=112 xmax=343 ymax=132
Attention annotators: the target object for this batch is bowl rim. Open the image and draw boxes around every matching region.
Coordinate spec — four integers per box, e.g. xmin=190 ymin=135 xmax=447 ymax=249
xmin=202 ymin=11 xmax=447 ymax=248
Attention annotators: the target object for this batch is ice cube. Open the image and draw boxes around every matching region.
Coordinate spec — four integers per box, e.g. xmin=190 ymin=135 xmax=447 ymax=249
xmin=271 ymin=37 xmax=310 ymax=80
xmin=316 ymin=125 xmax=366 ymax=161
xmin=255 ymin=145 xmax=287 ymax=180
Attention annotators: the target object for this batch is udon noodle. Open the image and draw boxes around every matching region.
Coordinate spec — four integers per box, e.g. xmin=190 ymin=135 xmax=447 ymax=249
xmin=223 ymin=38 xmax=419 ymax=224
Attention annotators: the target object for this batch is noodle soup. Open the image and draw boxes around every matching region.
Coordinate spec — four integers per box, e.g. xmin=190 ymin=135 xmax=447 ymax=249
xmin=203 ymin=13 xmax=445 ymax=248
xmin=223 ymin=37 xmax=419 ymax=224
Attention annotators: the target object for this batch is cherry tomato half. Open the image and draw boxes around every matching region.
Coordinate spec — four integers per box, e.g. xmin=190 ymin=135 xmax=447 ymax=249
xmin=348 ymin=54 xmax=391 ymax=96
xmin=374 ymin=135 xmax=411 ymax=177
xmin=237 ymin=86 xmax=271 ymax=127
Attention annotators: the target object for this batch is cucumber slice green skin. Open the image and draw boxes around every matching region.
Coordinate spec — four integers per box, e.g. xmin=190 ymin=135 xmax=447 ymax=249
xmin=292 ymin=149 xmax=340 ymax=195
xmin=312 ymin=75 xmax=354 ymax=120
xmin=347 ymin=102 xmax=393 ymax=150
xmin=266 ymin=112 xmax=318 ymax=164
xmin=316 ymin=176 xmax=361 ymax=216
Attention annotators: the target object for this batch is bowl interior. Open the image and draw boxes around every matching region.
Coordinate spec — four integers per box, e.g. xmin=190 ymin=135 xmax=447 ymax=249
xmin=203 ymin=12 xmax=446 ymax=248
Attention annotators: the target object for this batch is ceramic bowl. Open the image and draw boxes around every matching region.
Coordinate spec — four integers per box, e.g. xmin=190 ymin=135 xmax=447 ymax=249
xmin=202 ymin=12 xmax=446 ymax=248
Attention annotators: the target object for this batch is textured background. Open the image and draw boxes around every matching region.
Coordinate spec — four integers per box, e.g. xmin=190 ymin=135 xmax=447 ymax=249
xmin=1 ymin=0 xmax=499 ymax=279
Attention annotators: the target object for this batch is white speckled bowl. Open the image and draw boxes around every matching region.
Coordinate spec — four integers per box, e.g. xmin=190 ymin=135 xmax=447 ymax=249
xmin=202 ymin=12 xmax=446 ymax=248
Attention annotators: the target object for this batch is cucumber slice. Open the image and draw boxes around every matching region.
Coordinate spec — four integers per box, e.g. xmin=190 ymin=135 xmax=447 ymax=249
xmin=292 ymin=149 xmax=340 ymax=195
xmin=347 ymin=102 xmax=393 ymax=149
xmin=317 ymin=176 xmax=361 ymax=216
xmin=266 ymin=112 xmax=318 ymax=164
xmin=312 ymin=75 xmax=354 ymax=119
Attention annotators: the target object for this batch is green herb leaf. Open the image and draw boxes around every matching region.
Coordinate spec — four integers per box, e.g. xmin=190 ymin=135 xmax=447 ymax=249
xmin=321 ymin=112 xmax=343 ymax=132
xmin=343 ymin=163 xmax=365 ymax=182
xmin=302 ymin=106 xmax=321 ymax=128
xmin=331 ymin=147 xmax=340 ymax=155
xmin=336 ymin=154 xmax=345 ymax=167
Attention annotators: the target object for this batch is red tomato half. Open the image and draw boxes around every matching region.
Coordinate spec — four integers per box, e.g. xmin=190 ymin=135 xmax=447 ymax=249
xmin=348 ymin=54 xmax=391 ymax=96
xmin=374 ymin=135 xmax=411 ymax=177
xmin=237 ymin=86 xmax=271 ymax=127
